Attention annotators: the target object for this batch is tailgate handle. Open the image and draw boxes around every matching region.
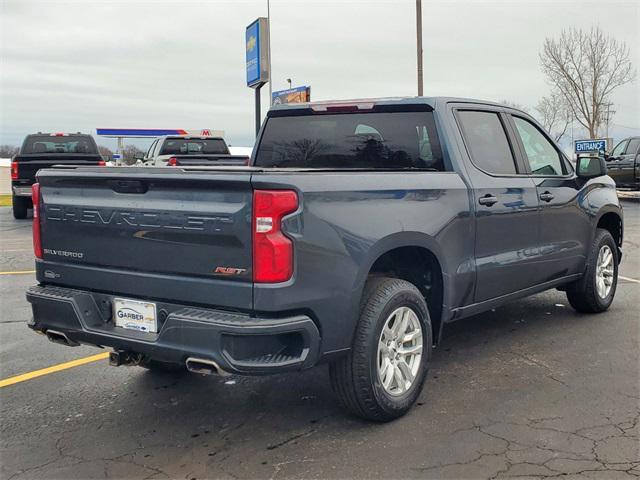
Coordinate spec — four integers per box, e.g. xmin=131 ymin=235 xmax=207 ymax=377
xmin=108 ymin=180 xmax=148 ymax=194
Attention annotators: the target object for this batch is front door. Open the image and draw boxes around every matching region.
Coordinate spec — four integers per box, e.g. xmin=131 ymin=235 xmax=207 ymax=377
xmin=508 ymin=114 xmax=591 ymax=281
xmin=454 ymin=108 xmax=540 ymax=303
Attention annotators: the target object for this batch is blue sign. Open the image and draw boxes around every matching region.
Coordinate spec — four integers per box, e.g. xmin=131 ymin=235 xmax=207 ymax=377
xmin=246 ymin=19 xmax=262 ymax=87
xmin=575 ymin=139 xmax=607 ymax=153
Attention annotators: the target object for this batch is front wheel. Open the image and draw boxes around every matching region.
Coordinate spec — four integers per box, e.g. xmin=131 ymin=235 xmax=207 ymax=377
xmin=566 ymin=229 xmax=618 ymax=313
xmin=329 ymin=277 xmax=432 ymax=422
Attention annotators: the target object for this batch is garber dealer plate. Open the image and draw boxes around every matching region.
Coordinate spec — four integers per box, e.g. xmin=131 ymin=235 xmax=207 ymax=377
xmin=113 ymin=297 xmax=157 ymax=333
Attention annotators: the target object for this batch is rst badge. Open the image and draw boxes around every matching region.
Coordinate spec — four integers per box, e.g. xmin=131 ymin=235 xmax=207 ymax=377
xmin=113 ymin=298 xmax=157 ymax=333
xmin=214 ymin=266 xmax=247 ymax=276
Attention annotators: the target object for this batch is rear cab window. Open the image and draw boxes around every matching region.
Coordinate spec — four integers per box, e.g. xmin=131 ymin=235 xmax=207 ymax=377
xmin=254 ymin=109 xmax=445 ymax=171
xmin=22 ymin=135 xmax=98 ymax=154
xmin=159 ymin=138 xmax=229 ymax=155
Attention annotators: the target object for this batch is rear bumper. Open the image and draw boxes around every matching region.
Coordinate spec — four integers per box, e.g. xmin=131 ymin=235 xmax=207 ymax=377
xmin=26 ymin=285 xmax=321 ymax=375
xmin=12 ymin=186 xmax=32 ymax=197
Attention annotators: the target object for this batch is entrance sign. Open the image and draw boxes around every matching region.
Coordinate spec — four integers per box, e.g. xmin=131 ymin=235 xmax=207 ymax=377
xmin=575 ymin=139 xmax=608 ymax=153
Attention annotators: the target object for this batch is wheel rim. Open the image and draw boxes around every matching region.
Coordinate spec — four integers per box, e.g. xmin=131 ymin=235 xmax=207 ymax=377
xmin=377 ymin=306 xmax=423 ymax=396
xmin=596 ymin=245 xmax=615 ymax=299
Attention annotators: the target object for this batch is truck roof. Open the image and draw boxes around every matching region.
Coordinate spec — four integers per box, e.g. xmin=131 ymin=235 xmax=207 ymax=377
xmin=269 ymin=96 xmax=524 ymax=114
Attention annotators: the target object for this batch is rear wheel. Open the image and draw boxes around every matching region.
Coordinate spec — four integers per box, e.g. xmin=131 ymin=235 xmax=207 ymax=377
xmin=12 ymin=195 xmax=28 ymax=219
xmin=566 ymin=229 xmax=618 ymax=313
xmin=329 ymin=277 xmax=432 ymax=422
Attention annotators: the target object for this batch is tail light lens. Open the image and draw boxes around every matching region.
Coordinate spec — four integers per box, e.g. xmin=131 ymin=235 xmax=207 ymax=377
xmin=252 ymin=190 xmax=298 ymax=283
xmin=11 ymin=161 xmax=18 ymax=180
xmin=98 ymin=160 xmax=106 ymax=166
xmin=32 ymin=183 xmax=42 ymax=259
xmin=167 ymin=157 xmax=178 ymax=166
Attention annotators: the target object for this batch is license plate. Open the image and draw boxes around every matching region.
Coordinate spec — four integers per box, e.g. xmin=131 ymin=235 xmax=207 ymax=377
xmin=113 ymin=297 xmax=157 ymax=333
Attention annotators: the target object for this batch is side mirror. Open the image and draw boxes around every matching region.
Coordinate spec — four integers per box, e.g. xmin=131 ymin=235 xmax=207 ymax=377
xmin=134 ymin=153 xmax=144 ymax=161
xmin=576 ymin=155 xmax=607 ymax=179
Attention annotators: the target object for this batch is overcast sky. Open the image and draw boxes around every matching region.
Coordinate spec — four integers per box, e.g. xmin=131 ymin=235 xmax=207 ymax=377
xmin=1 ymin=0 xmax=638 ymax=151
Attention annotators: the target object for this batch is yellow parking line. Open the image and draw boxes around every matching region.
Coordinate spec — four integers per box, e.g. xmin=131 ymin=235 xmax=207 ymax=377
xmin=619 ymin=275 xmax=640 ymax=284
xmin=0 ymin=352 xmax=109 ymax=388
xmin=0 ymin=270 xmax=36 ymax=276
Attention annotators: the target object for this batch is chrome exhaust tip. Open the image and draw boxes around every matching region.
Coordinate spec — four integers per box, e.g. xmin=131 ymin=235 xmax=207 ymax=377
xmin=185 ymin=357 xmax=231 ymax=377
xmin=45 ymin=329 xmax=79 ymax=347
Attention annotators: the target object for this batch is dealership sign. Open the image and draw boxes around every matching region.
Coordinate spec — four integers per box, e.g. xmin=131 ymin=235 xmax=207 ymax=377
xmin=575 ymin=139 xmax=608 ymax=153
xmin=272 ymin=86 xmax=311 ymax=105
xmin=246 ymin=18 xmax=269 ymax=88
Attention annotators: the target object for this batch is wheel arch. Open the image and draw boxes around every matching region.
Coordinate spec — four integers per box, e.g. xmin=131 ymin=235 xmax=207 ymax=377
xmin=354 ymin=232 xmax=449 ymax=345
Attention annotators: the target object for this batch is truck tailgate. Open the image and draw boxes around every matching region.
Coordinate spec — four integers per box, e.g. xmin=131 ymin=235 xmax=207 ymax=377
xmin=36 ymin=167 xmax=253 ymax=308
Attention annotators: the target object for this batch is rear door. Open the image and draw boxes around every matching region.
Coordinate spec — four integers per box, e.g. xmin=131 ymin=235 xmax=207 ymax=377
xmin=37 ymin=168 xmax=254 ymax=308
xmin=507 ymin=114 xmax=590 ymax=281
xmin=454 ymin=107 xmax=541 ymax=303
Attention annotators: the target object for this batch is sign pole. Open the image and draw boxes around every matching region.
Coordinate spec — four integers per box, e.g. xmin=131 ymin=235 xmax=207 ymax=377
xmin=416 ymin=0 xmax=423 ymax=96
xmin=255 ymin=86 xmax=262 ymax=136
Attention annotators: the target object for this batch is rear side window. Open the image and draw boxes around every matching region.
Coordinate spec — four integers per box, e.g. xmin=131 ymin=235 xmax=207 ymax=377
xmin=457 ymin=111 xmax=516 ymax=175
xmin=254 ymin=111 xmax=444 ymax=170
xmin=22 ymin=135 xmax=98 ymax=154
xmin=159 ymin=138 xmax=229 ymax=155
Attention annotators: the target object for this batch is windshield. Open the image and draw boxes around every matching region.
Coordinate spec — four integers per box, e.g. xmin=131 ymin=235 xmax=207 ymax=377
xmin=254 ymin=111 xmax=444 ymax=170
xmin=159 ymin=138 xmax=229 ymax=155
xmin=22 ymin=135 xmax=98 ymax=154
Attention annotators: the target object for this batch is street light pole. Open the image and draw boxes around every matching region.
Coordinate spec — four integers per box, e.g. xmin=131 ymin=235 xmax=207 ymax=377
xmin=416 ymin=0 xmax=423 ymax=96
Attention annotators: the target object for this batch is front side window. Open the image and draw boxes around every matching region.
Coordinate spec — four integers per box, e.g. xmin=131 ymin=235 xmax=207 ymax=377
xmin=254 ymin=111 xmax=444 ymax=170
xmin=624 ymin=138 xmax=640 ymax=155
xmin=513 ymin=116 xmax=565 ymax=176
xmin=611 ymin=140 xmax=627 ymax=157
xmin=146 ymin=140 xmax=158 ymax=158
xmin=457 ymin=110 xmax=517 ymax=175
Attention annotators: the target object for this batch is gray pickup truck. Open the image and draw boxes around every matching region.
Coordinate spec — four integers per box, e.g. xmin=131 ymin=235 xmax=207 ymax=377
xmin=26 ymin=97 xmax=623 ymax=421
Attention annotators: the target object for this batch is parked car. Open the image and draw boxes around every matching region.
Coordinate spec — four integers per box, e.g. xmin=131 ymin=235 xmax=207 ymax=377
xmin=142 ymin=135 xmax=248 ymax=166
xmin=10 ymin=133 xmax=104 ymax=219
xmin=607 ymin=136 xmax=640 ymax=190
xmin=26 ymin=97 xmax=623 ymax=421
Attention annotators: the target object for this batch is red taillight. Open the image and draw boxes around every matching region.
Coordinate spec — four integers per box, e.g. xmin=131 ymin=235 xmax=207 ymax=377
xmin=252 ymin=190 xmax=298 ymax=283
xmin=11 ymin=161 xmax=18 ymax=180
xmin=32 ymin=183 xmax=42 ymax=259
xmin=167 ymin=157 xmax=178 ymax=166
xmin=98 ymin=160 xmax=106 ymax=166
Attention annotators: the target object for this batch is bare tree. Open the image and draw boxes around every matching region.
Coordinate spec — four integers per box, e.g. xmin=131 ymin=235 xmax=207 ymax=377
xmin=122 ymin=145 xmax=145 ymax=165
xmin=540 ymin=26 xmax=635 ymax=138
xmin=0 ymin=145 xmax=20 ymax=158
xmin=535 ymin=91 xmax=572 ymax=142
xmin=97 ymin=145 xmax=113 ymax=160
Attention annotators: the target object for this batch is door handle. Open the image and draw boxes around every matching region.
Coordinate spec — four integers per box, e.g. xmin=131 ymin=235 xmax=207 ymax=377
xmin=478 ymin=194 xmax=498 ymax=206
xmin=539 ymin=191 xmax=554 ymax=202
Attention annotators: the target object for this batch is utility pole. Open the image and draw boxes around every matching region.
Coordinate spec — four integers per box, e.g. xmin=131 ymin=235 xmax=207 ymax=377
xmin=416 ymin=0 xmax=423 ymax=96
xmin=267 ymin=0 xmax=272 ymax=105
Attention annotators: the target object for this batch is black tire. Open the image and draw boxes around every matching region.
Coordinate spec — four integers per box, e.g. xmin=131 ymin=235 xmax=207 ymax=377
xmin=12 ymin=195 xmax=28 ymax=219
xmin=566 ymin=228 xmax=618 ymax=313
xmin=329 ymin=277 xmax=432 ymax=422
xmin=139 ymin=357 xmax=185 ymax=374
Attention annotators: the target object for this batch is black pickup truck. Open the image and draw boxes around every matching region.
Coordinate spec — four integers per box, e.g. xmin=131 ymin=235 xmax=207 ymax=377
xmin=26 ymin=97 xmax=623 ymax=421
xmin=11 ymin=133 xmax=104 ymax=219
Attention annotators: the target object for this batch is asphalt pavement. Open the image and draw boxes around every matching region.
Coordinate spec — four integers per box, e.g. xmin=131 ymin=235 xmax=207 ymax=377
xmin=1 ymin=199 xmax=638 ymax=480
